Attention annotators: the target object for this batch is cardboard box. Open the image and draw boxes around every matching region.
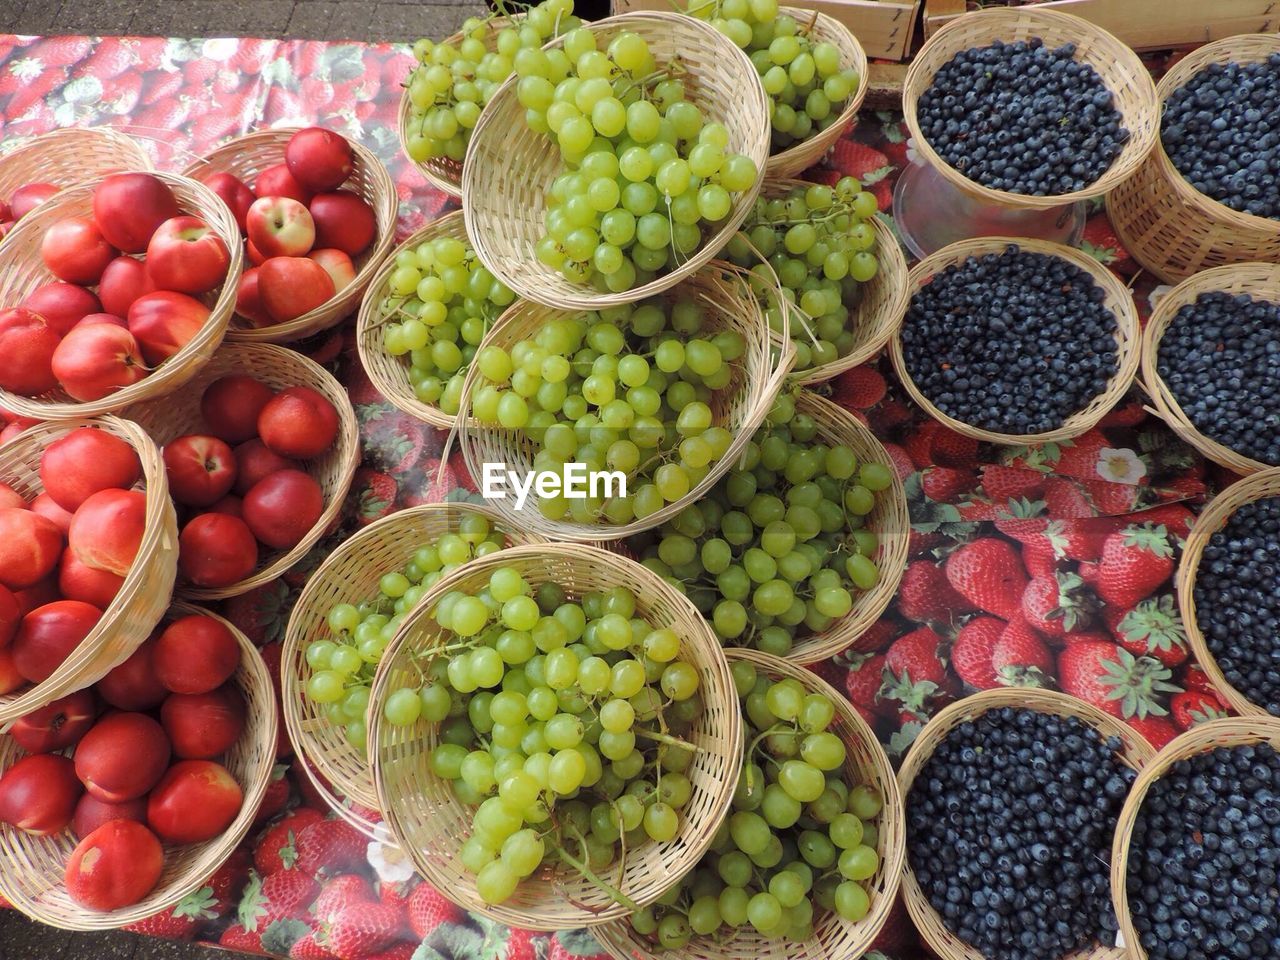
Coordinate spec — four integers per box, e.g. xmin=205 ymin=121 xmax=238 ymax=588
xmin=611 ymin=0 xmax=923 ymax=61
xmin=924 ymin=0 xmax=1278 ymax=50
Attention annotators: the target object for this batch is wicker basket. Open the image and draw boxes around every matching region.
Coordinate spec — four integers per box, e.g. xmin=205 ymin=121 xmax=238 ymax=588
xmin=182 ymin=128 xmax=397 ymax=343
xmin=455 ymin=262 xmax=792 ymax=542
xmin=783 ymin=392 xmax=908 ymax=663
xmin=122 ymin=343 xmax=359 ymax=601
xmin=899 ymin=688 xmax=1157 ymax=960
xmin=0 ymin=416 xmax=177 ymax=725
xmin=1176 ymin=467 xmax=1280 ymax=720
xmin=1139 ymin=262 xmax=1280 ymax=475
xmin=370 ymin=542 xmax=742 ymax=929
xmin=1110 ymin=717 xmax=1280 ymax=960
xmin=751 ymin=179 xmax=908 ymax=386
xmin=0 ymin=127 xmax=152 ymax=205
xmin=0 ymin=601 xmax=277 ymax=930
xmin=282 ymin=502 xmax=550 ymax=827
xmin=356 ymin=211 xmax=476 ymax=430
xmin=889 ymin=237 xmax=1141 ymax=445
xmin=593 ymin=646 xmax=904 ymax=960
xmin=0 ymin=172 xmax=242 ymax=420
xmin=1107 ymin=35 xmax=1280 ymax=284
xmin=903 ymin=7 xmax=1158 ymax=210
xmin=765 ymin=9 xmax=868 ymax=180
xmin=397 ymin=14 xmax=522 ymax=201
xmin=462 ymin=11 xmax=771 ymax=311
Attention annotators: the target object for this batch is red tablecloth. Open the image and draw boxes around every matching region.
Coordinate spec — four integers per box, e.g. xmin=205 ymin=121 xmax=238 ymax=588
xmin=0 ymin=32 xmax=1224 ymax=960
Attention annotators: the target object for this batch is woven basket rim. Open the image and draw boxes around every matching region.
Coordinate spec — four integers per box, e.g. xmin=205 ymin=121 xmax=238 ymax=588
xmin=1139 ymin=261 xmax=1280 ymax=475
xmin=370 ymin=541 xmax=742 ymax=929
xmin=461 ymin=10 xmax=772 ymax=311
xmin=0 ymin=415 xmax=178 ymax=724
xmin=1110 ymin=716 xmax=1280 ymax=960
xmin=1176 ymin=467 xmax=1280 ymax=719
xmin=0 ymin=172 xmax=242 ymax=420
xmin=181 ymin=126 xmax=398 ymax=344
xmin=281 ymin=501 xmax=551 ymax=812
xmin=898 ymin=688 xmax=1156 ymax=960
xmin=902 ymin=6 xmax=1159 ymax=210
xmin=889 ymin=236 xmax=1141 ymax=445
xmin=0 ymin=127 xmax=153 ymax=197
xmin=0 ymin=601 xmax=277 ymax=930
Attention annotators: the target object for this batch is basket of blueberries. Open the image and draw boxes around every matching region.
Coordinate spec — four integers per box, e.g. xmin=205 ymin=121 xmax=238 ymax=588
xmin=903 ymin=6 xmax=1158 ymax=208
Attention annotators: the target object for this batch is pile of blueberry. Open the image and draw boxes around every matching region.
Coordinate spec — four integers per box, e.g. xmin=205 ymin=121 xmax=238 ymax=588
xmin=899 ymin=246 xmax=1119 ymax=435
xmin=916 ymin=38 xmax=1128 ymax=195
xmin=905 ymin=707 xmax=1135 ymax=960
xmin=1162 ymin=56 xmax=1280 ymax=220
xmin=1193 ymin=495 xmax=1280 ymax=715
xmin=1156 ymin=291 xmax=1280 ymax=466
xmin=1127 ymin=742 xmax=1280 ymax=960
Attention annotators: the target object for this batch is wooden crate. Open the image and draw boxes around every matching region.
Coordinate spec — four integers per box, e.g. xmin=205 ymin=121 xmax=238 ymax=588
xmin=924 ymin=0 xmax=1278 ymax=49
xmin=611 ymin=0 xmax=922 ymax=61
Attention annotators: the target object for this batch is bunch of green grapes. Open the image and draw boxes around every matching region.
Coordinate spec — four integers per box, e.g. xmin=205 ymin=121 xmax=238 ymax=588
xmin=471 ymin=297 xmax=746 ymax=525
xmin=516 ymin=27 xmax=760 ymax=292
xmin=636 ymin=393 xmax=892 ymax=655
xmin=630 ymin=658 xmax=884 ymax=945
xmin=389 ymin=568 xmax=705 ymax=906
xmin=405 ymin=0 xmax=580 ymax=165
xmin=724 ymin=178 xmax=879 ymax=373
xmin=303 ymin=513 xmax=508 ymax=751
xmin=691 ymin=0 xmax=860 ymax=153
xmin=378 ymin=234 xmax=517 ymax=415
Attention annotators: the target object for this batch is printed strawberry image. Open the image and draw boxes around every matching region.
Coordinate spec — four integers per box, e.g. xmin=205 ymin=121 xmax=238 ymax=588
xmin=880 ymin=627 xmax=951 ymax=719
xmin=1126 ymin=714 xmax=1181 ymax=750
xmin=991 ymin=618 xmax=1052 ymax=688
xmin=1057 ymin=641 xmax=1181 ymax=720
xmin=1021 ymin=571 xmax=1093 ymax=638
xmin=313 ymin=874 xmax=374 ymax=924
xmin=1107 ymin=594 xmax=1188 ymax=668
xmin=241 ymin=868 xmax=320 ymax=929
xmin=326 ymin=903 xmax=406 ymax=960
xmin=1170 ymin=690 xmax=1228 ymax=730
xmin=294 ymin=818 xmax=368 ymax=877
xmin=124 ymin=886 xmax=220 ymax=939
xmin=407 ymin=881 xmax=462 ymax=939
xmin=1093 ymin=524 xmax=1176 ymax=607
xmin=254 ymin=808 xmax=326 ymax=875
xmin=950 ymin=616 xmax=1006 ymax=690
xmin=945 ymin=538 xmax=1029 ymax=621
xmin=981 ymin=465 xmax=1047 ymax=504
xmin=830 ymin=364 xmax=887 ymax=410
xmin=897 ymin=560 xmax=973 ymax=624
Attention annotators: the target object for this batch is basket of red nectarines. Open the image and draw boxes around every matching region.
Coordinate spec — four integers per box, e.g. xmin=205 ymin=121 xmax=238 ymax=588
xmin=0 ymin=601 xmax=277 ymax=929
xmin=0 ymin=128 xmax=153 ymax=243
xmin=0 ymin=171 xmax=243 ymax=420
xmin=123 ymin=342 xmax=359 ymax=600
xmin=182 ymin=126 xmax=397 ymax=343
xmin=0 ymin=416 xmax=177 ymax=725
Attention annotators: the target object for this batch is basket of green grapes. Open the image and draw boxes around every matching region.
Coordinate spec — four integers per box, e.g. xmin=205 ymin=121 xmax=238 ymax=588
xmin=358 ymin=211 xmax=519 ymax=429
xmin=592 ymin=647 xmax=904 ymax=960
xmin=369 ymin=542 xmax=743 ymax=929
xmin=399 ymin=0 xmax=579 ymax=199
xmin=281 ymin=503 xmax=548 ymax=827
xmin=454 ymin=263 xmax=793 ymax=540
xmin=462 ymin=11 xmax=772 ymax=309
xmin=724 ymin=177 xmax=908 ymax=384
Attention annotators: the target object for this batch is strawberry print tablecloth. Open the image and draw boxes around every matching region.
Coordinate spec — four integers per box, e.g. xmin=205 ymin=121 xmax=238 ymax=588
xmin=0 ymin=32 xmax=1225 ymax=960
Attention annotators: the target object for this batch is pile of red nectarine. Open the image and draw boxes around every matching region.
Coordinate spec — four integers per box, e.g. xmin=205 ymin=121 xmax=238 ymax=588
xmin=0 ymin=179 xmax=60 ymax=240
xmin=200 ymin=127 xmax=377 ymax=329
xmin=0 ymin=427 xmax=150 ymax=698
xmin=0 ymin=611 xmax=251 ymax=911
xmin=171 ymin=372 xmax=341 ymax=589
xmin=0 ymin=172 xmax=233 ymax=403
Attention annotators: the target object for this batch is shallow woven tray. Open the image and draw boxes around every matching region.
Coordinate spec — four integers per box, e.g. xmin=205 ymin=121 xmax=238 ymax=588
xmin=182 ymin=127 xmax=397 ymax=343
xmin=370 ymin=542 xmax=742 ymax=929
xmin=453 ymin=262 xmax=792 ymax=541
xmin=889 ymin=236 xmax=1140 ymax=445
xmin=593 ymin=645 xmax=904 ymax=960
xmin=0 ymin=416 xmax=177 ymax=725
xmin=462 ymin=11 xmax=771 ymax=310
xmin=0 ymin=172 xmax=242 ymax=420
xmin=0 ymin=601 xmax=277 ymax=930
xmin=1107 ymin=35 xmax=1280 ymax=284
xmin=904 ymin=7 xmax=1158 ymax=210
xmin=281 ymin=501 xmax=549 ymax=824
xmin=899 ymin=688 xmax=1157 ymax=960
xmin=122 ymin=343 xmax=359 ymax=600
xmin=1176 ymin=467 xmax=1280 ymax=719
xmin=1139 ymin=261 xmax=1280 ymax=475
xmin=1110 ymin=717 xmax=1280 ymax=960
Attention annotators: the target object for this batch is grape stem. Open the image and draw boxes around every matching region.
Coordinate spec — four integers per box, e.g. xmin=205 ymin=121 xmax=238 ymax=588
xmin=738 ymin=234 xmax=819 ymax=350
xmin=635 ymin=728 xmax=699 ymax=752
xmin=558 ymin=823 xmax=642 ymax=912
